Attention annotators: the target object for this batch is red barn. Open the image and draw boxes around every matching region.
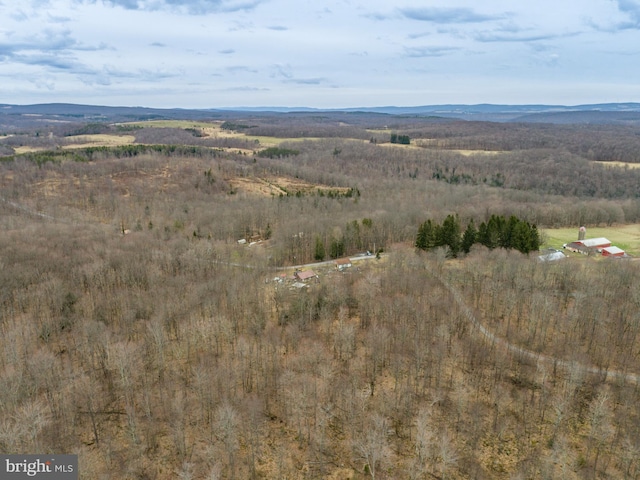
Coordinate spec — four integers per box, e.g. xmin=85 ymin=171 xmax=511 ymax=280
xmin=602 ymin=246 xmax=625 ymax=257
xmin=575 ymin=237 xmax=611 ymax=251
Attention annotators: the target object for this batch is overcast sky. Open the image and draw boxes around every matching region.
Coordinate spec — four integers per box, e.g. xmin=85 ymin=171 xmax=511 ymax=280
xmin=2 ymin=0 xmax=640 ymax=108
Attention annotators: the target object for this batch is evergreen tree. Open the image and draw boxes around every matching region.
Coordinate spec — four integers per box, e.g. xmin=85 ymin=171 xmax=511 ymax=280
xmin=479 ymin=219 xmax=494 ymax=249
xmin=314 ymin=236 xmax=326 ymax=261
xmin=329 ymin=236 xmax=345 ymax=259
xmin=501 ymin=215 xmax=519 ymax=249
xmin=512 ymin=221 xmax=531 ymax=253
xmin=461 ymin=220 xmax=477 ymax=254
xmin=439 ymin=214 xmax=461 ymax=257
xmin=529 ymin=224 xmax=541 ymax=252
xmin=415 ymin=220 xmax=437 ymax=250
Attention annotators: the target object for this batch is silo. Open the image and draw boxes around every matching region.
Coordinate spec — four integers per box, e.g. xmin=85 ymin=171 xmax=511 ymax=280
xmin=578 ymin=226 xmax=586 ymax=241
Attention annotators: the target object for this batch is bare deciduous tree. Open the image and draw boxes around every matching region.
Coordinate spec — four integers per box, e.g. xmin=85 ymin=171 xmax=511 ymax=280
xmin=354 ymin=413 xmax=393 ymax=480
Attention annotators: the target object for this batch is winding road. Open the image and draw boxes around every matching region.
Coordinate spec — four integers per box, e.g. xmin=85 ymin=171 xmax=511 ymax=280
xmin=439 ymin=275 xmax=640 ymax=386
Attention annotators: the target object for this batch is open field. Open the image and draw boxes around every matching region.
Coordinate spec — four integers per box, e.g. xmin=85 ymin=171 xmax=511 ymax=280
xmin=453 ymin=149 xmax=505 ymax=156
xmin=594 ymin=160 xmax=640 ymax=169
xmin=229 ymin=175 xmax=352 ymax=197
xmin=118 ymin=119 xmax=217 ymax=129
xmin=61 ymin=134 xmax=137 ymax=149
xmin=543 ymin=224 xmax=640 ymax=254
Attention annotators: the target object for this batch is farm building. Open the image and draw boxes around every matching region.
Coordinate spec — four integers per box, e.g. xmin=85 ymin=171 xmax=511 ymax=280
xmin=335 ymin=258 xmax=352 ymax=271
xmin=602 ymin=246 xmax=626 ymax=257
xmin=564 ymin=242 xmax=594 ymax=255
xmin=294 ymin=270 xmax=318 ymax=282
xmin=538 ymin=250 xmax=566 ymax=262
xmin=575 ymin=237 xmax=611 ymax=250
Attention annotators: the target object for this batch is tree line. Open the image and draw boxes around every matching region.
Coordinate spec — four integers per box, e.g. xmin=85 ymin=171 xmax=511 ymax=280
xmin=416 ymin=213 xmax=540 ymax=256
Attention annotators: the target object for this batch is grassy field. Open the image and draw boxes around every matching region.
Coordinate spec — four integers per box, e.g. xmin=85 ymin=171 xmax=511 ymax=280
xmin=594 ymin=160 xmax=640 ymax=169
xmin=61 ymin=134 xmax=137 ymax=149
xmin=118 ymin=119 xmax=216 ymax=129
xmin=542 ymin=224 xmax=640 ymax=255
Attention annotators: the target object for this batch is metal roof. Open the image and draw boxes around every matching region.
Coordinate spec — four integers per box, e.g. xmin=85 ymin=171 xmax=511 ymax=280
xmin=538 ymin=251 xmax=566 ymax=262
xmin=579 ymin=237 xmax=611 ymax=248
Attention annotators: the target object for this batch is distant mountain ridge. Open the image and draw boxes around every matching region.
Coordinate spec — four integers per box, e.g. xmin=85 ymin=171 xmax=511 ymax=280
xmin=2 ymin=102 xmax=640 ymax=124
xmin=221 ymin=102 xmax=640 ymax=114
xmin=218 ymin=103 xmax=640 ymax=123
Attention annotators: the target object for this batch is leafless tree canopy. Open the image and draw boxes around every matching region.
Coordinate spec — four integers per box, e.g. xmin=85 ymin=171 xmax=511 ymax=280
xmin=1 ymin=113 xmax=640 ymax=478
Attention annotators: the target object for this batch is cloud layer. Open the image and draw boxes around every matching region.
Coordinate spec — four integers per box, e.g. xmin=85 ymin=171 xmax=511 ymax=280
xmin=1 ymin=0 xmax=640 ymax=107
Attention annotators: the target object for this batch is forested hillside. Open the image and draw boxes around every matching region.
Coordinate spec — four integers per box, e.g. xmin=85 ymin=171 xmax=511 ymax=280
xmin=1 ymin=113 xmax=640 ymax=479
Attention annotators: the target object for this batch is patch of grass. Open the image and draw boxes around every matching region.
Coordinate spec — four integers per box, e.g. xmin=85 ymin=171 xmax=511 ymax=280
xmin=62 ymin=134 xmax=136 ymax=149
xmin=594 ymin=160 xmax=640 ymax=169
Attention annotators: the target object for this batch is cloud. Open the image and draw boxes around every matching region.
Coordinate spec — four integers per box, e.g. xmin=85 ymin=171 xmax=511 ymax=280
xmin=472 ymin=19 xmax=582 ymax=43
xmin=219 ymin=48 xmax=235 ymax=54
xmin=399 ymin=7 xmax=503 ymax=24
xmin=224 ymin=86 xmax=270 ymax=92
xmin=287 ymin=77 xmax=325 ymax=85
xmin=226 ymin=65 xmax=257 ymax=74
xmin=475 ymin=32 xmax=562 ymax=43
xmin=10 ymin=10 xmax=29 ymax=21
xmin=591 ymin=0 xmax=640 ymax=31
xmin=272 ymin=63 xmax=293 ymax=79
xmin=364 ymin=12 xmax=397 ymax=21
xmin=95 ymin=0 xmax=266 ymax=14
xmin=270 ymin=64 xmax=326 ymax=85
xmin=404 ymin=46 xmax=459 ymax=58
xmin=617 ymin=0 xmax=640 ymax=25
xmin=407 ymin=32 xmax=431 ymax=40
xmin=29 ymin=76 xmax=56 ymax=91
xmin=0 ymin=29 xmax=109 ymax=76
xmin=47 ymin=13 xmax=72 ymax=23
xmin=267 ymin=25 xmax=287 ymax=31
xmin=77 ymin=65 xmax=180 ymax=86
xmin=2 ymin=28 xmax=108 ymax=53
xmin=617 ymin=0 xmax=640 ymax=29
xmin=10 ymin=53 xmax=88 ymax=71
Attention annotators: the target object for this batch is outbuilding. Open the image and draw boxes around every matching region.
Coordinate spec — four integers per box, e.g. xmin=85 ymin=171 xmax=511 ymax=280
xmin=335 ymin=258 xmax=352 ymax=271
xmin=294 ymin=270 xmax=318 ymax=282
xmin=602 ymin=246 xmax=625 ymax=257
xmin=574 ymin=237 xmax=611 ymax=251
xmin=538 ymin=250 xmax=566 ymax=262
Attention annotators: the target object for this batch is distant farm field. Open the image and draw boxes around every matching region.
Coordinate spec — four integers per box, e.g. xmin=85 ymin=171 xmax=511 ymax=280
xmin=542 ymin=224 xmax=640 ymax=255
xmin=120 ymin=120 xmax=214 ymax=129
xmin=61 ymin=134 xmax=136 ymax=149
xmin=594 ymin=160 xmax=640 ymax=169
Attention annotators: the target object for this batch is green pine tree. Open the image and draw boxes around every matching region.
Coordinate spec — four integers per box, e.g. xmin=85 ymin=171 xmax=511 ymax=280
xmin=314 ymin=236 xmax=326 ymax=261
xmin=439 ymin=214 xmax=461 ymax=257
xmin=461 ymin=219 xmax=477 ymax=254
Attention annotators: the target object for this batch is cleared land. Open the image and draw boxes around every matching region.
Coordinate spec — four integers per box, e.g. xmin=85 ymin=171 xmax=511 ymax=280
xmin=229 ymin=175 xmax=352 ymax=197
xmin=594 ymin=160 xmax=640 ymax=169
xmin=543 ymin=224 xmax=640 ymax=255
xmin=61 ymin=134 xmax=137 ymax=149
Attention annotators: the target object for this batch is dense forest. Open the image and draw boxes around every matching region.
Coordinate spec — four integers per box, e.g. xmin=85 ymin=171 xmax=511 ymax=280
xmin=1 ymin=111 xmax=640 ymax=479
